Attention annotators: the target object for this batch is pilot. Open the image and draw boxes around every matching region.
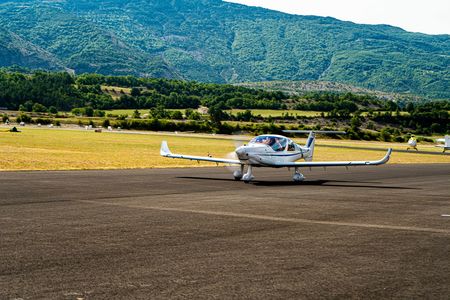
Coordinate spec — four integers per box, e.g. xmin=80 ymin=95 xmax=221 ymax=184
xmin=263 ymin=137 xmax=272 ymax=145
xmin=273 ymin=138 xmax=284 ymax=151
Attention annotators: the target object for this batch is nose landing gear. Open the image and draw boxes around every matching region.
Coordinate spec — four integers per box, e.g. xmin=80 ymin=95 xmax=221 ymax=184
xmin=242 ymin=165 xmax=254 ymax=183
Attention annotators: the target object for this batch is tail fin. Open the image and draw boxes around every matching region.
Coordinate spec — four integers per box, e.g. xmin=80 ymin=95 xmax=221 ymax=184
xmin=304 ymin=132 xmax=315 ymax=162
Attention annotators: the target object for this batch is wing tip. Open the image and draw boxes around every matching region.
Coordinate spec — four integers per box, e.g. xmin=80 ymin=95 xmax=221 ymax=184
xmin=380 ymin=148 xmax=393 ymax=164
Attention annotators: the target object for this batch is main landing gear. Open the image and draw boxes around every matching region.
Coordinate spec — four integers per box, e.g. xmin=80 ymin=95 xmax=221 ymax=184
xmin=236 ymin=165 xmax=305 ymax=183
xmin=293 ymin=167 xmax=305 ymax=182
xmin=233 ymin=165 xmax=245 ymax=181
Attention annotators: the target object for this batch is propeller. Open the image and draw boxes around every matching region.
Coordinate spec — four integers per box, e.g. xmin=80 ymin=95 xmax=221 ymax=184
xmin=225 ymin=133 xmax=248 ymax=175
xmin=225 ymin=138 xmax=244 ymax=170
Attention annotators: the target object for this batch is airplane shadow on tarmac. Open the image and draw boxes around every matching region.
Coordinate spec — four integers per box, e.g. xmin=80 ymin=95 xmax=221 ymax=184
xmin=177 ymin=177 xmax=419 ymax=190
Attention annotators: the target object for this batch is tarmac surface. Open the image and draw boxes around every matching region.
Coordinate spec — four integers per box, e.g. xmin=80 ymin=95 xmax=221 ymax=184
xmin=0 ymin=164 xmax=449 ymax=299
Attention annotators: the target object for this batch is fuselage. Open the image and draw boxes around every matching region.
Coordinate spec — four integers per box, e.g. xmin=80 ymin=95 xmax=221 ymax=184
xmin=235 ymin=134 xmax=309 ymax=166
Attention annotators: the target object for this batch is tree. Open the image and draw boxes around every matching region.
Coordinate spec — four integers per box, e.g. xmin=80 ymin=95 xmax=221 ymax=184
xmin=350 ymin=115 xmax=362 ymax=131
xmin=84 ymin=107 xmax=94 ymax=117
xmin=23 ymin=101 xmax=34 ymax=112
xmin=132 ymin=109 xmax=141 ymax=119
xmin=380 ymin=128 xmax=392 ymax=142
xmin=149 ymin=105 xmax=168 ymax=119
xmin=208 ymin=102 xmax=228 ymax=125
xmin=16 ymin=113 xmax=32 ymax=123
xmin=130 ymin=87 xmax=141 ymax=97
xmin=48 ymin=106 xmax=58 ymax=114
xmin=102 ymin=119 xmax=111 ymax=128
xmin=406 ymin=102 xmax=415 ymax=113
xmin=32 ymin=103 xmax=48 ymax=113
xmin=170 ymin=110 xmax=183 ymax=120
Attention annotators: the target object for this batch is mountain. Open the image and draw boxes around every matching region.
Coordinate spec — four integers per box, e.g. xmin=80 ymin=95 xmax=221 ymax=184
xmin=0 ymin=0 xmax=449 ymax=98
xmin=235 ymin=81 xmax=424 ymax=102
xmin=0 ymin=28 xmax=63 ymax=70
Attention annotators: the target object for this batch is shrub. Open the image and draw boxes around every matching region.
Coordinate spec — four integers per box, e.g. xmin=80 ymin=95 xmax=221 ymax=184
xmin=16 ymin=113 xmax=32 ymax=123
xmin=32 ymin=103 xmax=48 ymax=113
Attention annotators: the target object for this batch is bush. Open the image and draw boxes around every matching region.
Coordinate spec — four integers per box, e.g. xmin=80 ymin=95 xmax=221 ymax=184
xmin=394 ymin=136 xmax=405 ymax=143
xmin=93 ymin=110 xmax=105 ymax=117
xmin=35 ymin=118 xmax=53 ymax=125
xmin=48 ymin=106 xmax=58 ymax=114
xmin=170 ymin=110 xmax=183 ymax=120
xmin=16 ymin=113 xmax=32 ymax=123
xmin=132 ymin=109 xmax=141 ymax=119
xmin=85 ymin=107 xmax=94 ymax=117
xmin=380 ymin=128 xmax=392 ymax=142
xmin=32 ymin=103 xmax=48 ymax=113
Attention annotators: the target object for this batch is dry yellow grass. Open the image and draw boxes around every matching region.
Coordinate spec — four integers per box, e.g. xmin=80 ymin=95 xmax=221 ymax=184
xmin=0 ymin=128 xmax=448 ymax=171
xmin=0 ymin=128 xmax=235 ymax=171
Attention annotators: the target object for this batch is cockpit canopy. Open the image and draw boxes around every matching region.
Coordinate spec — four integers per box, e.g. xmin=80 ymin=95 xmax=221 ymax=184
xmin=249 ymin=135 xmax=288 ymax=152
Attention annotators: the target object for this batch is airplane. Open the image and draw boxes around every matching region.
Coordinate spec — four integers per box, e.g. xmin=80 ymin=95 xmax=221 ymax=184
xmin=160 ymin=130 xmax=392 ymax=183
xmin=436 ymin=135 xmax=450 ymax=153
xmin=406 ymin=135 xmax=418 ymax=151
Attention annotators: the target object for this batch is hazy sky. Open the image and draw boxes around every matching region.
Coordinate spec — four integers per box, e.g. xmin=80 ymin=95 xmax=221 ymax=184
xmin=226 ymin=0 xmax=450 ymax=35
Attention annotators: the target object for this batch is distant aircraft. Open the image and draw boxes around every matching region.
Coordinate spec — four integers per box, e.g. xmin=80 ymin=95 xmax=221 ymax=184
xmin=160 ymin=130 xmax=392 ymax=183
xmin=407 ymin=135 xmax=418 ymax=151
xmin=436 ymin=135 xmax=450 ymax=153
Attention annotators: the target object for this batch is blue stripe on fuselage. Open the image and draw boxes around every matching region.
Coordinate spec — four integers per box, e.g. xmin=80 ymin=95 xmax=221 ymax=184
xmin=258 ymin=152 xmax=302 ymax=157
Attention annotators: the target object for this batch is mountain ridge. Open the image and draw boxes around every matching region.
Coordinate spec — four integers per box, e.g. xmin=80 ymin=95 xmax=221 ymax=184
xmin=0 ymin=0 xmax=448 ymax=98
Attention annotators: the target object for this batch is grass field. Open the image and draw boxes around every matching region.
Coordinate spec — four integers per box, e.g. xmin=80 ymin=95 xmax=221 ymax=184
xmin=106 ymin=109 xmax=150 ymax=116
xmin=105 ymin=109 xmax=322 ymax=118
xmin=227 ymin=109 xmax=322 ymax=117
xmin=101 ymin=86 xmax=132 ymax=100
xmin=0 ymin=127 xmax=448 ymax=171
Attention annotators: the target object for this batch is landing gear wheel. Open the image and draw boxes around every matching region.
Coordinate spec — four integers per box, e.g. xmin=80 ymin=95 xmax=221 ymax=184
xmin=242 ymin=165 xmax=254 ymax=183
xmin=233 ymin=170 xmax=243 ymax=181
xmin=293 ymin=167 xmax=305 ymax=182
xmin=242 ymin=174 xmax=254 ymax=183
xmin=293 ymin=173 xmax=305 ymax=182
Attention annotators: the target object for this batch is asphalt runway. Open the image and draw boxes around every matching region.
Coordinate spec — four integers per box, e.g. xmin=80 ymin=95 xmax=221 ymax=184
xmin=1 ymin=164 xmax=449 ymax=299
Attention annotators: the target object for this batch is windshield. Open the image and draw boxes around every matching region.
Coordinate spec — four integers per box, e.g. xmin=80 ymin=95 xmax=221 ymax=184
xmin=249 ymin=136 xmax=287 ymax=152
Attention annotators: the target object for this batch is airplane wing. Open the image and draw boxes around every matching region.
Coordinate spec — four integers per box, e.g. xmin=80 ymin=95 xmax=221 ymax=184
xmin=160 ymin=141 xmax=242 ymax=165
xmin=267 ymin=148 xmax=392 ymax=168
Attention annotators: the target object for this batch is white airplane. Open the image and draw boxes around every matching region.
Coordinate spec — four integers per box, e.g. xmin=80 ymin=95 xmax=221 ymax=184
xmin=436 ymin=135 xmax=450 ymax=153
xmin=160 ymin=130 xmax=392 ymax=183
xmin=406 ymin=135 xmax=418 ymax=151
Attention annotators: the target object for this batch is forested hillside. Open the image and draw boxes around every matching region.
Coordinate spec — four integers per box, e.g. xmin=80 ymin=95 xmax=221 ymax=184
xmin=0 ymin=71 xmax=286 ymax=111
xmin=0 ymin=29 xmax=63 ymax=70
xmin=0 ymin=0 xmax=449 ymax=98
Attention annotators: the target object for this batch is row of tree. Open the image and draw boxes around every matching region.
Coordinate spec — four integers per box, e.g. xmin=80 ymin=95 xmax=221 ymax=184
xmin=0 ymin=71 xmax=286 ymax=111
